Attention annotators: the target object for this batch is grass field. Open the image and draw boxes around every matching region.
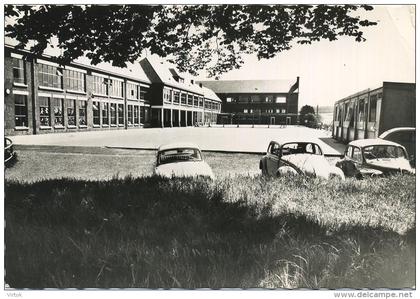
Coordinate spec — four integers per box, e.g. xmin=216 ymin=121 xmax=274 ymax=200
xmin=5 ymin=146 xmax=262 ymax=182
xmin=5 ymin=173 xmax=415 ymax=289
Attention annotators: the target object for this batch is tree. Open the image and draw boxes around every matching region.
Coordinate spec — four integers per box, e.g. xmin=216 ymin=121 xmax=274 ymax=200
xmin=299 ymin=105 xmax=316 ymax=116
xmin=300 ymin=113 xmax=320 ymax=128
xmin=5 ymin=5 xmax=377 ymax=77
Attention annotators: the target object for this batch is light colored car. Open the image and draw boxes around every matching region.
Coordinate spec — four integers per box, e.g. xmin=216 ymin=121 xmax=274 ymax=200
xmin=4 ymin=137 xmax=16 ymax=166
xmin=379 ymin=127 xmax=415 ymax=167
xmin=154 ymin=142 xmax=215 ymax=179
xmin=259 ymin=140 xmax=345 ymax=180
xmin=337 ymin=139 xmax=414 ymax=177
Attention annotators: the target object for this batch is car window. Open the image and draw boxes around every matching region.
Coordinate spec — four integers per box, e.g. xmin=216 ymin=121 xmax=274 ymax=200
xmin=363 ymin=145 xmax=406 ymax=160
xmin=305 ymin=143 xmax=323 ymax=155
xmin=282 ymin=142 xmax=322 ymax=155
xmin=352 ymin=147 xmax=362 ymax=163
xmin=345 ymin=146 xmax=353 ymax=158
xmin=158 ymin=148 xmax=202 ymax=165
xmin=270 ymin=143 xmax=280 ymax=156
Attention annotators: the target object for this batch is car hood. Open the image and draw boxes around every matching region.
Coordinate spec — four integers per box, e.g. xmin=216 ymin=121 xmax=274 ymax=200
xmin=281 ymin=154 xmax=344 ymax=179
xmin=365 ymin=158 xmax=413 ymax=173
xmin=155 ymin=161 xmax=215 ymax=179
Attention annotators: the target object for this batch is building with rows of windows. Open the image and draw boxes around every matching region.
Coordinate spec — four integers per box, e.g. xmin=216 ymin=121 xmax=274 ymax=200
xmin=198 ymin=78 xmax=299 ymax=126
xmin=4 ymin=44 xmax=221 ymax=136
xmin=332 ymin=82 xmax=415 ymax=143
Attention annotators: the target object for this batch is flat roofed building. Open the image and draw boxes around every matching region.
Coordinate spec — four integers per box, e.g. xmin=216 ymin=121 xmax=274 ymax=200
xmin=332 ymin=82 xmax=415 ymax=143
xmin=198 ymin=78 xmax=299 ymax=126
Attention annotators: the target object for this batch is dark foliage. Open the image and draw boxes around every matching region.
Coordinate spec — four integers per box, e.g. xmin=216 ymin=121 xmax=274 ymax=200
xmin=5 ymin=5 xmax=377 ymax=76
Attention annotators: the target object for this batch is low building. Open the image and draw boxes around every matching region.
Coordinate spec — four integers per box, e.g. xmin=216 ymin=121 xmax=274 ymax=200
xmin=198 ymin=78 xmax=299 ymax=125
xmin=332 ymin=82 xmax=415 ymax=143
xmin=4 ymin=45 xmax=221 ymax=136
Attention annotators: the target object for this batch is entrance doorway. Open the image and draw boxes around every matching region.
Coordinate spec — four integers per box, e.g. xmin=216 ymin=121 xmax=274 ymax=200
xmin=286 ymin=117 xmax=291 ymax=125
xmin=270 ymin=117 xmax=275 ymax=125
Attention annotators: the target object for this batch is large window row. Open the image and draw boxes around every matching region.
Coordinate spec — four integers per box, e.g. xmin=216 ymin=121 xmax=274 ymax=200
xmin=38 ymin=97 xmax=87 ymax=128
xmin=91 ymin=101 xmax=151 ymax=127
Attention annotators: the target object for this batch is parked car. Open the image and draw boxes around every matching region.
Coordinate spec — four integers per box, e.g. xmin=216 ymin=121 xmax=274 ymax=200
xmin=336 ymin=139 xmax=414 ymax=178
xmin=154 ymin=142 xmax=215 ymax=179
xmin=379 ymin=127 xmax=415 ymax=167
xmin=4 ymin=137 xmax=16 ymax=166
xmin=259 ymin=140 xmax=345 ymax=180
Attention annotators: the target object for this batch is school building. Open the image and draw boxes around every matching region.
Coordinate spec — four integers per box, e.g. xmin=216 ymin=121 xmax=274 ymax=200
xmin=198 ymin=78 xmax=299 ymax=125
xmin=4 ymin=44 xmax=221 ymax=136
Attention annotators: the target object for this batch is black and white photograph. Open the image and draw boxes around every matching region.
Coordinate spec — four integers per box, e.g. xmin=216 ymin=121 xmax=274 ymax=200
xmin=2 ymin=2 xmax=416 ymax=298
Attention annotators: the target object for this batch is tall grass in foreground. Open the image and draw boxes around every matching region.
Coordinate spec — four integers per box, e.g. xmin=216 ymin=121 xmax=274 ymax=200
xmin=5 ymin=175 xmax=415 ymax=289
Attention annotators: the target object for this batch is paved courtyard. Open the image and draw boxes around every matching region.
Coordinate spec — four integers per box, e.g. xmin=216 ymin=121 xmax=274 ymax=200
xmin=9 ymin=125 xmax=341 ymax=155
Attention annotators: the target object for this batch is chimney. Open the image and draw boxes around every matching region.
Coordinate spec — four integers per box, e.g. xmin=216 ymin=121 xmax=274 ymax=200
xmin=191 ymin=79 xmax=194 ymax=85
xmin=199 ymin=83 xmax=203 ymax=88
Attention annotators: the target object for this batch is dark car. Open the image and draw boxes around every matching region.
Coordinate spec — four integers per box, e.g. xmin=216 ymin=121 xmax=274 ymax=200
xmin=337 ymin=139 xmax=414 ymax=178
xmin=5 ymin=137 xmax=16 ymax=166
xmin=260 ymin=139 xmax=344 ymax=179
xmin=379 ymin=127 xmax=415 ymax=167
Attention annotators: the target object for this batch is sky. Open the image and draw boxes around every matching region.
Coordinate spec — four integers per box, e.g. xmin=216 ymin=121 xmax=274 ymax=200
xmin=196 ymin=5 xmax=415 ymax=108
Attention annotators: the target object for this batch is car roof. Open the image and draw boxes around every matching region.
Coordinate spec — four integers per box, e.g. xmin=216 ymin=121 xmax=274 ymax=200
xmin=158 ymin=142 xmax=201 ymax=151
xmin=348 ymin=138 xmax=404 ymax=148
xmin=269 ymin=138 xmax=320 ymax=146
xmin=379 ymin=127 xmax=415 ymax=139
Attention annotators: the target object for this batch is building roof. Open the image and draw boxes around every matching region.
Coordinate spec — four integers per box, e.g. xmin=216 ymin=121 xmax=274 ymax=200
xmin=198 ymin=79 xmax=297 ymax=94
xmin=202 ymin=86 xmax=221 ymax=102
xmin=349 ymin=138 xmax=405 ymax=148
xmin=140 ymin=56 xmax=205 ymax=94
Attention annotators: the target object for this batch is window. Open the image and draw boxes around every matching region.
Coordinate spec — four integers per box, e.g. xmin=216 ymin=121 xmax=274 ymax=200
xmin=110 ymin=103 xmax=117 ymax=125
xmin=64 ymin=69 xmax=85 ymax=92
xmin=12 ymin=58 xmax=26 ymax=84
xmin=187 ymin=94 xmax=193 ymax=105
xmin=38 ymin=64 xmax=62 ymax=89
xmin=275 ymin=96 xmax=287 ymax=103
xmin=140 ymin=86 xmax=149 ymax=101
xmin=134 ymin=106 xmax=139 ymax=124
xmin=39 ymin=97 xmax=50 ymax=126
xmin=226 ymin=97 xmax=232 ymax=103
xmin=181 ymin=93 xmax=187 ymax=105
xmin=199 ymin=97 xmax=204 ymax=107
xmin=110 ymin=80 xmax=123 ymax=98
xmin=14 ymin=95 xmax=28 ymax=127
xmin=249 ymin=109 xmax=253 ymax=113
xmin=270 ymin=143 xmax=280 ymax=156
xmin=102 ymin=102 xmax=109 ymax=125
xmin=79 ymin=101 xmax=87 ymax=126
xmin=369 ymin=96 xmax=377 ymax=122
xmin=345 ymin=146 xmax=352 ymax=158
xmin=53 ymin=98 xmax=64 ymax=126
xmin=67 ymin=99 xmax=76 ymax=126
xmin=358 ymin=99 xmax=365 ymax=123
xmin=244 ymin=109 xmax=248 ymax=113
xmin=128 ymin=105 xmax=133 ymax=125
xmin=163 ymin=89 xmax=171 ymax=102
xmin=173 ymin=91 xmax=180 ymax=104
xmin=281 ymin=109 xmax=286 ymax=114
xmin=93 ymin=76 xmax=108 ymax=95
xmin=193 ymin=96 xmax=198 ymax=106
xmin=127 ymin=83 xmax=139 ymax=99
xmin=118 ymin=104 xmax=124 ymax=125
xmin=239 ymin=96 xmax=249 ymax=103
xmin=276 ymin=109 xmax=280 ymax=113
xmin=352 ymin=147 xmax=362 ymax=163
xmin=93 ymin=101 xmax=100 ymax=125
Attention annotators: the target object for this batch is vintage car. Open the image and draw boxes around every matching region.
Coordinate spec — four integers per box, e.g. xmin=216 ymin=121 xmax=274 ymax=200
xmin=336 ymin=139 xmax=414 ymax=178
xmin=259 ymin=140 xmax=345 ymax=180
xmin=154 ymin=142 xmax=215 ymax=179
xmin=4 ymin=137 xmax=16 ymax=166
xmin=379 ymin=127 xmax=415 ymax=167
